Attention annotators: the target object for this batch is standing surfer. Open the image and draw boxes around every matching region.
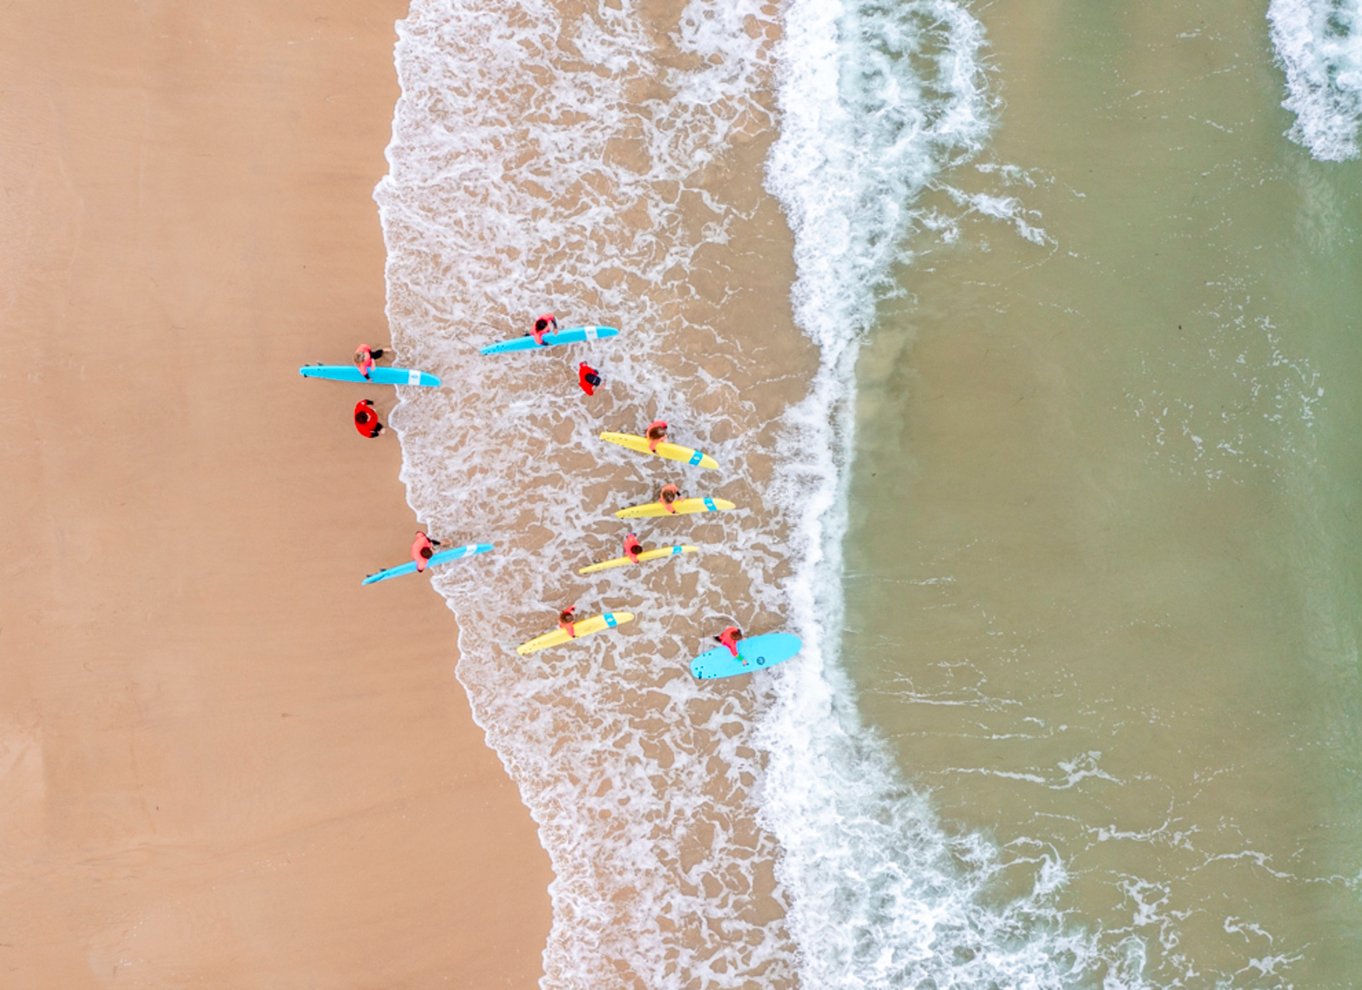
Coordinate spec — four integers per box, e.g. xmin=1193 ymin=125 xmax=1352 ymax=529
xmin=714 ymin=625 xmax=744 ymax=658
xmin=353 ymin=342 xmax=388 ymax=380
xmin=558 ymin=605 xmax=577 ymax=638
xmin=645 ymin=419 xmax=668 ymax=452
xmin=578 ymin=361 xmax=602 ymax=395
xmin=411 ymin=531 xmax=443 ymax=572
xmin=353 ymin=399 xmax=385 ymax=438
xmin=658 ymin=483 xmax=683 ymax=514
xmin=622 ymin=532 xmax=643 ymax=563
xmin=529 ymin=312 xmax=559 ymax=346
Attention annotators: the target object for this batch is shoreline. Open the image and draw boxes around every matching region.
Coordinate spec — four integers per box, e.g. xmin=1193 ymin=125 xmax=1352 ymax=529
xmin=373 ymin=0 xmax=816 ymax=972
xmin=2 ymin=3 xmax=551 ymax=985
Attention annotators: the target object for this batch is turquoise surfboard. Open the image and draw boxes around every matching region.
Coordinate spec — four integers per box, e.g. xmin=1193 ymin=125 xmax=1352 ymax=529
xmin=690 ymin=632 xmax=802 ymax=681
xmin=362 ymin=543 xmax=493 ymax=585
xmin=300 ymin=364 xmax=442 ymax=387
xmin=479 ymin=325 xmax=618 ymax=355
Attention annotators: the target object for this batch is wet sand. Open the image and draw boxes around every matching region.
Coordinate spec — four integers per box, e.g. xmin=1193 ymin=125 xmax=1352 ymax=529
xmin=1 ymin=2 xmax=550 ymax=985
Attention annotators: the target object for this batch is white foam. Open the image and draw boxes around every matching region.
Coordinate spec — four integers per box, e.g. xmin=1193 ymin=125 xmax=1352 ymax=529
xmin=757 ymin=0 xmax=1138 ymax=985
xmin=378 ymin=1 xmax=802 ymax=985
xmin=1268 ymin=0 xmax=1362 ymax=161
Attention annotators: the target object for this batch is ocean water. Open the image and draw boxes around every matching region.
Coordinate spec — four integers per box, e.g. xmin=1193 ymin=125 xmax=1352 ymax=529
xmin=842 ymin=1 xmax=1362 ymax=986
xmin=376 ymin=0 xmax=1362 ymax=986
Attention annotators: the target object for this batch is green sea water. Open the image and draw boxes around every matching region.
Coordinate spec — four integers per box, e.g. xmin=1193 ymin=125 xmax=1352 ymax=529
xmin=841 ymin=1 xmax=1362 ymax=983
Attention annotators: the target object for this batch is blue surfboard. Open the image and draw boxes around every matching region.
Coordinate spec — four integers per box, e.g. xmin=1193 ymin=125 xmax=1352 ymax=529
xmin=690 ymin=632 xmax=803 ymax=681
xmin=300 ymin=364 xmax=442 ymax=387
xmin=362 ymin=543 xmax=493 ymax=585
xmin=479 ymin=325 xmax=619 ymax=355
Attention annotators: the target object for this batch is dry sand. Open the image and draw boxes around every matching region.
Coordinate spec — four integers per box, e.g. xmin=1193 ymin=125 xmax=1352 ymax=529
xmin=1 ymin=2 xmax=551 ymax=985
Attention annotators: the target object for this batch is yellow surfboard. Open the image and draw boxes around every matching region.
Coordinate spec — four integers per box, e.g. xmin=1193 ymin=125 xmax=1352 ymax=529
xmin=614 ymin=497 xmax=736 ymax=519
xmin=515 ymin=611 xmax=634 ymax=656
xmin=578 ymin=544 xmax=700 ymax=575
xmin=600 ymin=432 xmax=719 ymax=470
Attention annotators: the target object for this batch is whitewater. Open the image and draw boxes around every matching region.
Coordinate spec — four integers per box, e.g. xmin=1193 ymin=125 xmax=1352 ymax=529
xmin=1269 ymin=0 xmax=1362 ymax=160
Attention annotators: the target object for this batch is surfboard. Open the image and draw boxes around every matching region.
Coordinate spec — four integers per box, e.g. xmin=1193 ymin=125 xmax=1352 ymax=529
xmin=577 ymin=544 xmax=699 ymax=575
xmin=516 ymin=611 xmax=634 ymax=656
xmin=300 ymin=364 xmax=442 ymax=387
xmin=599 ymin=432 xmax=719 ymax=470
xmin=480 ymin=325 xmax=619 ymax=355
xmin=362 ymin=543 xmax=493 ymax=585
xmin=614 ymin=497 xmax=735 ymax=519
xmin=690 ymin=632 xmax=803 ymax=680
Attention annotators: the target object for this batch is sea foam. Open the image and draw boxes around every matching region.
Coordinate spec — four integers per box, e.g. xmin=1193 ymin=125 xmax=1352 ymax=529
xmin=378 ymin=1 xmax=799 ymax=985
xmin=1269 ymin=0 xmax=1362 ymax=161
xmin=758 ymin=0 xmax=1132 ymax=986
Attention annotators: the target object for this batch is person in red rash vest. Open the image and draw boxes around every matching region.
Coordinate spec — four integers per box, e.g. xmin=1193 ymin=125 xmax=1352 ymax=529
xmin=715 ymin=625 xmax=744 ymax=658
xmin=411 ymin=531 xmax=443 ymax=573
xmin=558 ymin=605 xmax=577 ymax=638
xmin=353 ymin=342 xmax=387 ymax=380
xmin=354 ymin=399 xmax=384 ymax=438
xmin=578 ymin=361 xmax=601 ymax=395
xmin=645 ymin=419 xmax=668 ymax=452
xmin=658 ymin=483 xmax=683 ymax=513
xmin=529 ymin=313 xmax=559 ymax=346
xmin=623 ymin=532 xmax=643 ymax=564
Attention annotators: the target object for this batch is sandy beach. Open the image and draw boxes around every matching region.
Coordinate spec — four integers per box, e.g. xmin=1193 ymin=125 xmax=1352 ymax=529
xmin=2 ymin=2 xmax=551 ymax=985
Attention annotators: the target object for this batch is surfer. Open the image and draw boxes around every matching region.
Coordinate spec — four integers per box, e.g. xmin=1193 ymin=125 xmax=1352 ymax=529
xmin=558 ymin=605 xmax=577 ymax=638
xmin=353 ymin=343 xmax=387 ymax=380
xmin=353 ymin=399 xmax=385 ymax=438
xmin=645 ymin=419 xmax=668 ymax=452
xmin=715 ymin=625 xmax=744 ymax=658
xmin=623 ymin=532 xmax=643 ymax=564
xmin=578 ymin=361 xmax=602 ymax=396
xmin=529 ymin=312 xmax=559 ymax=346
xmin=658 ymin=483 xmax=684 ymax=513
xmin=411 ymin=531 xmax=443 ymax=573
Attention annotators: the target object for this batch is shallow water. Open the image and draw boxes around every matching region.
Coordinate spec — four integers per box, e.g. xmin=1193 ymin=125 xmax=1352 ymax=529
xmin=378 ymin=1 xmax=814 ymax=984
xmin=842 ymin=1 xmax=1362 ymax=984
